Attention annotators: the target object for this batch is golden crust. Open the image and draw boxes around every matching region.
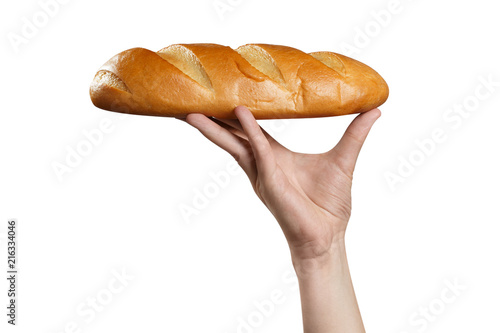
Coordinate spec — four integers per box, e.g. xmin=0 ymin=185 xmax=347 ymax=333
xmin=89 ymin=43 xmax=389 ymax=119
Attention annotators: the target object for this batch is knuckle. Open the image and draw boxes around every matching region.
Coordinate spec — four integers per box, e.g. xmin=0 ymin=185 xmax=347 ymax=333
xmin=232 ymin=148 xmax=252 ymax=165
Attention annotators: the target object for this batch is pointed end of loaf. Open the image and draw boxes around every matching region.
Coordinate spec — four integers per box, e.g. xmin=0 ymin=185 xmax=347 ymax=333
xmin=89 ymin=70 xmax=133 ymax=113
xmin=334 ymin=54 xmax=389 ymax=113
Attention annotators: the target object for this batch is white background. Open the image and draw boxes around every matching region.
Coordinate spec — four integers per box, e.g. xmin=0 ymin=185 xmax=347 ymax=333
xmin=1 ymin=0 xmax=499 ymax=332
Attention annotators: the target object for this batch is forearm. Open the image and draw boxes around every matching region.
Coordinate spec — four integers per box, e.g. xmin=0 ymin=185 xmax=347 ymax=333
xmin=292 ymin=239 xmax=365 ymax=333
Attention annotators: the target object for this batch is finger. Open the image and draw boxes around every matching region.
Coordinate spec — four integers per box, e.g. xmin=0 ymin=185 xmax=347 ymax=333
xmin=215 ymin=117 xmax=286 ymax=152
xmin=331 ymin=108 xmax=381 ymax=173
xmin=184 ymin=113 xmax=255 ymax=174
xmin=209 ymin=117 xmax=249 ymax=140
xmin=234 ymin=106 xmax=277 ymax=180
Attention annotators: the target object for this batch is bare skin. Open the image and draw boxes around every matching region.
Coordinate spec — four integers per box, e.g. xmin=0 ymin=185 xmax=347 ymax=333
xmin=178 ymin=106 xmax=381 ymax=332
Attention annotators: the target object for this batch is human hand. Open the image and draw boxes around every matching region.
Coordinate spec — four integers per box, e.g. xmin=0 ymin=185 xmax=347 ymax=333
xmin=179 ymin=106 xmax=380 ymax=264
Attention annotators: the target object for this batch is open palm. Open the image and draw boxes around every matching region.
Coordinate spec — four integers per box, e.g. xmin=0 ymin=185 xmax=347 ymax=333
xmin=181 ymin=106 xmax=381 ymax=261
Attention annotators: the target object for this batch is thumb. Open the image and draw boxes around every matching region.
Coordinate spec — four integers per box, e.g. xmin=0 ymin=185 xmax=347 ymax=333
xmin=330 ymin=108 xmax=381 ymax=174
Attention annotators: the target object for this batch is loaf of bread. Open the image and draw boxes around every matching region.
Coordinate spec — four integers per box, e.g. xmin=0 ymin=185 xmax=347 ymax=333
xmin=90 ymin=43 xmax=389 ymax=119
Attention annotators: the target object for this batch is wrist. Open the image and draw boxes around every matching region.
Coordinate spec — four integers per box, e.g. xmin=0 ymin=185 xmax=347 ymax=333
xmin=291 ymin=237 xmax=347 ymax=280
